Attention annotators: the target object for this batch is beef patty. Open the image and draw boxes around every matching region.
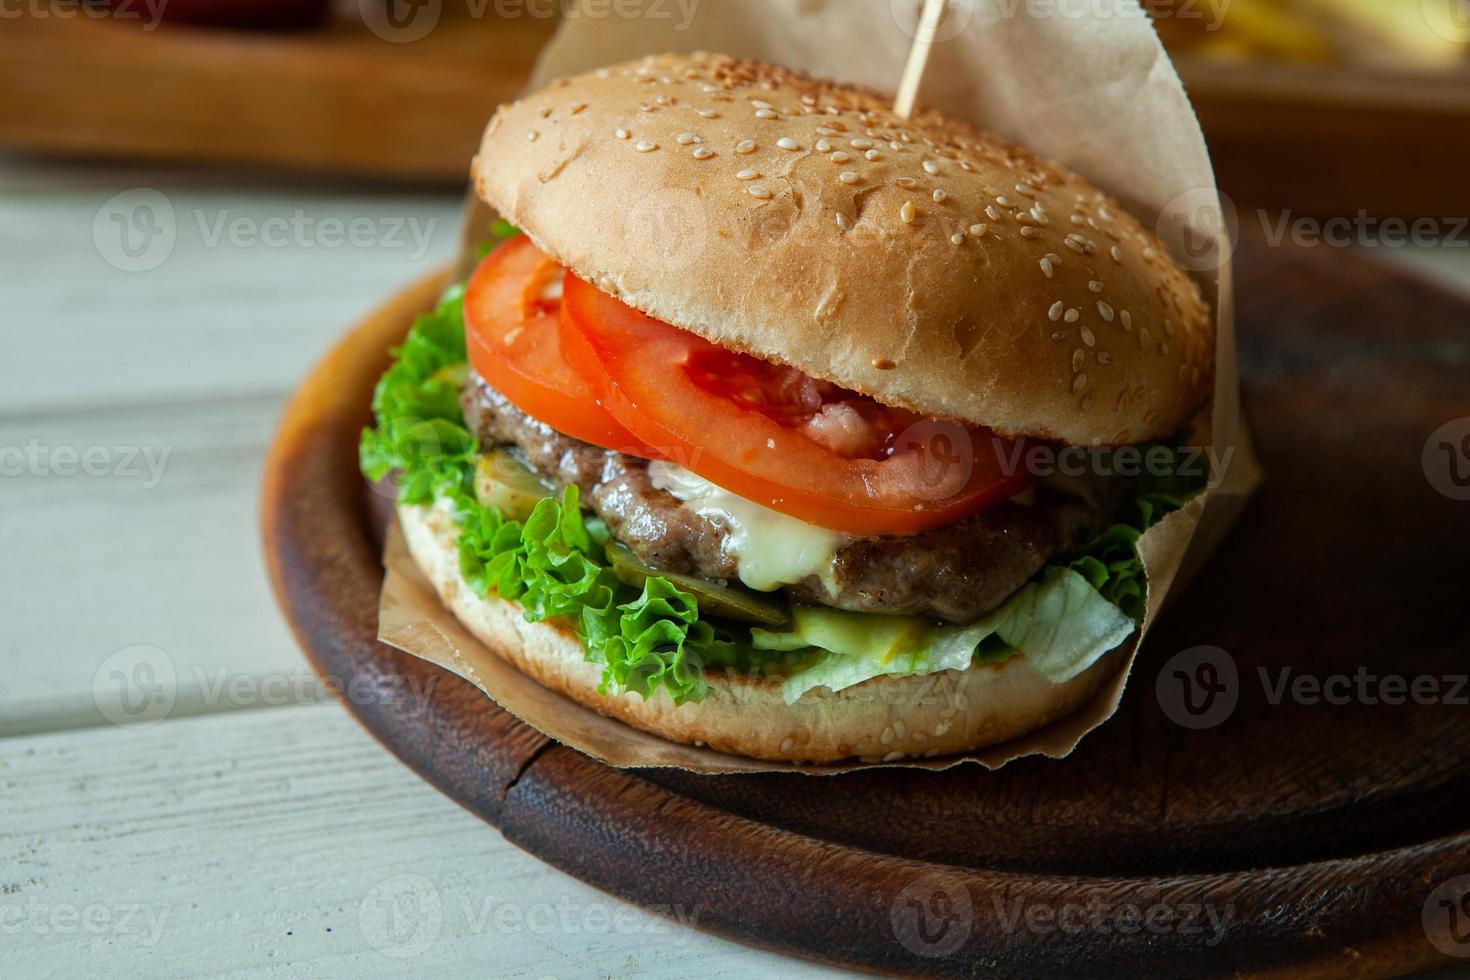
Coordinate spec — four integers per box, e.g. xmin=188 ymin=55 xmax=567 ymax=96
xmin=462 ymin=374 xmax=1125 ymax=624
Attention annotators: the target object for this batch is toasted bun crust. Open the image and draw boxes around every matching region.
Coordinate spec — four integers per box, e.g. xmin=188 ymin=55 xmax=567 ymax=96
xmin=401 ymin=502 xmax=1126 ymax=764
xmin=474 ymin=52 xmax=1212 ymax=446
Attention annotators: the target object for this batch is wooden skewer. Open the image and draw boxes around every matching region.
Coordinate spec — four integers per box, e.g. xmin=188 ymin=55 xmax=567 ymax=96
xmin=893 ymin=0 xmax=950 ymax=119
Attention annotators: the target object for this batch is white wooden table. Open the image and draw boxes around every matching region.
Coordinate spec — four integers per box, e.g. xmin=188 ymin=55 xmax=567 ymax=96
xmin=3 ymin=158 xmax=1467 ymax=978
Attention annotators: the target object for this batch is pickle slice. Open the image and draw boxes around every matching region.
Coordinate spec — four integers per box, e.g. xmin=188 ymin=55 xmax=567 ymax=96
xmin=475 ymin=448 xmax=554 ymax=521
xmin=605 ymin=542 xmax=791 ymax=627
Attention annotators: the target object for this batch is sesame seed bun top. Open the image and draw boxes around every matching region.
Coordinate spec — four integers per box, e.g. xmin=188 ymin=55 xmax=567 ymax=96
xmin=473 ymin=52 xmax=1213 ymax=446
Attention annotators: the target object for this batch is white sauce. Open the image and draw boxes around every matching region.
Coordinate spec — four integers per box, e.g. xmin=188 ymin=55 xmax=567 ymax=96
xmin=647 ymin=461 xmax=847 ymax=593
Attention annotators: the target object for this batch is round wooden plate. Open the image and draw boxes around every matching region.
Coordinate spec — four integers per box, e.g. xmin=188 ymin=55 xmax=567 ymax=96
xmin=263 ymin=231 xmax=1470 ymax=978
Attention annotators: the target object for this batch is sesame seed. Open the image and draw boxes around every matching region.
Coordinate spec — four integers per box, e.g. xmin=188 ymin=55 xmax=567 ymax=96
xmin=695 ymin=108 xmax=719 ymax=119
xmin=894 ymin=177 xmax=918 ymax=189
xmin=851 ymin=138 xmax=874 ymax=149
xmin=736 ymin=168 xmax=760 ymax=180
xmin=754 ymin=108 xmax=779 ymax=120
xmin=751 ymin=99 xmax=773 ymax=109
xmin=950 ymin=233 xmax=965 ymax=245
xmin=930 ymin=189 xmax=947 ymax=204
xmin=1088 ymin=280 xmax=1103 ymax=293
xmin=1048 ymin=301 xmax=1064 ymax=321
xmin=996 ymin=195 xmax=1011 ymax=207
xmin=1159 ymin=341 xmax=1170 ymax=355
xmin=691 ymin=146 xmax=714 ymax=160
xmin=1064 ymin=238 xmax=1085 ymax=253
xmin=985 ymin=205 xmax=1002 ymax=221
xmin=1098 ymin=351 xmax=1112 ymax=365
xmin=836 ymin=213 xmax=852 ymax=231
xmin=872 ymin=357 xmax=896 ymax=370
xmin=748 ymin=186 xmax=772 ymax=199
xmin=735 ymin=140 xmax=756 ymax=154
xmin=615 ymin=128 xmax=630 ymax=139
xmin=1072 ymin=349 xmax=1085 ymax=372
xmin=1040 ymin=257 xmax=1054 ymax=279
xmin=815 ymin=138 xmax=833 ymax=152
xmin=676 ymin=133 xmax=699 ymax=145
xmin=1072 ymin=372 xmax=1088 ymax=394
xmin=865 ymin=149 xmax=881 ymax=161
xmin=1045 ymin=252 xmax=1061 ymax=267
xmin=1120 ymin=310 xmax=1132 ymax=331
xmin=817 ymin=126 xmax=840 ymax=136
xmin=1020 ymin=226 xmax=1040 ymax=239
xmin=1050 ymin=331 xmax=1067 ymax=342
xmin=900 ymin=201 xmax=916 ymax=223
xmin=526 ymin=129 xmax=539 ymax=142
xmin=776 ymin=137 xmax=800 ymax=150
xmin=1064 ymin=308 xmax=1080 ymax=323
xmin=890 ymin=141 xmax=903 ymax=150
xmin=969 ymin=223 xmax=988 ymax=236
xmin=922 ymin=160 xmax=940 ymax=175
xmin=634 ymin=140 xmax=658 ymax=152
xmin=1110 ymin=245 xmax=1122 ymax=264
xmin=569 ymin=102 xmax=587 ymax=115
xmin=1097 ymin=302 xmax=1115 ymax=322
xmin=1081 ymin=327 xmax=1096 ymax=347
xmin=838 ymin=171 xmax=861 ymax=185
xmin=830 ymin=151 xmax=852 ymax=163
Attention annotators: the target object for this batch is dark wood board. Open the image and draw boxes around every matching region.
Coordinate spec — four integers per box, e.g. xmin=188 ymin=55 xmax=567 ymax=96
xmin=262 ymin=228 xmax=1470 ymax=978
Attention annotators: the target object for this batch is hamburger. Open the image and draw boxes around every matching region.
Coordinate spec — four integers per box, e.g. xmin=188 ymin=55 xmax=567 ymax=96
xmin=361 ymin=52 xmax=1213 ymax=764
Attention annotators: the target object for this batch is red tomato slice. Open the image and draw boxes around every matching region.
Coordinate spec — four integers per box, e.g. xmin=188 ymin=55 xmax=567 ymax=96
xmin=559 ymin=272 xmax=1032 ymax=535
xmin=463 ymin=237 xmax=650 ymax=456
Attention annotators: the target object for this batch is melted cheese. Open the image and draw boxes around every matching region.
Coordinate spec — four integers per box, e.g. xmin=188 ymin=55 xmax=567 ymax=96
xmin=648 ymin=462 xmax=847 ymax=593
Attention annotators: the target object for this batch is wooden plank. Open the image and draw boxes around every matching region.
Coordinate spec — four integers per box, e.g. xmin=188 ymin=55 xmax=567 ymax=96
xmin=0 ymin=703 xmax=848 ymax=978
xmin=0 ymin=395 xmax=321 ymax=735
xmin=0 ymin=165 xmax=464 ymax=415
xmin=0 ymin=11 xmax=552 ymax=182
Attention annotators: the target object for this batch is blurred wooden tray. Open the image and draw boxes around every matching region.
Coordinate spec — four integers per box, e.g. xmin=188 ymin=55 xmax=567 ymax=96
xmin=0 ymin=10 xmax=553 ymax=182
xmin=262 ymin=228 xmax=1470 ymax=977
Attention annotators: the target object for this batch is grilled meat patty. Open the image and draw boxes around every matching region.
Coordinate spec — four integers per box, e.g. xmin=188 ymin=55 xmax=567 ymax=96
xmin=462 ymin=374 xmax=1125 ymax=624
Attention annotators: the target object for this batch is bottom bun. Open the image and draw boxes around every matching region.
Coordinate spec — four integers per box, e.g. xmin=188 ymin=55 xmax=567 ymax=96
xmin=400 ymin=502 xmax=1127 ymax=764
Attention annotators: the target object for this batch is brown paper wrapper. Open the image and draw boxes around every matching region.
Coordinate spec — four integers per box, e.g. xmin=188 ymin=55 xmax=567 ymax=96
xmin=380 ymin=0 xmax=1263 ymax=774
